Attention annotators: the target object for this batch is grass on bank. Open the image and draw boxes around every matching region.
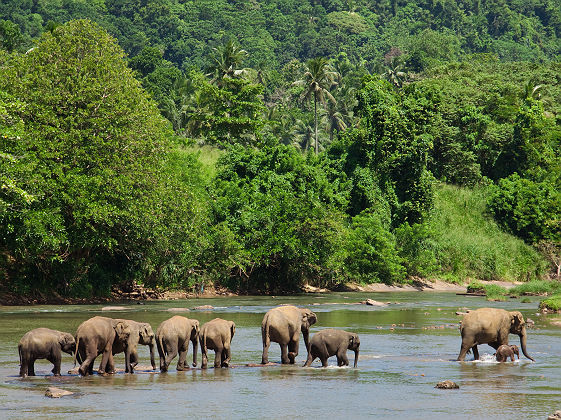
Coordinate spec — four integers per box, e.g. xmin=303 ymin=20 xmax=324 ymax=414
xmin=429 ymin=184 xmax=547 ymax=284
xmin=539 ymin=295 xmax=561 ymax=312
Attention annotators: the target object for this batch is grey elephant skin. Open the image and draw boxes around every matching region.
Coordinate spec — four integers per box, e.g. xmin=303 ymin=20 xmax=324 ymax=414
xmin=108 ymin=320 xmax=157 ymax=373
xmin=18 ymin=328 xmax=75 ymax=377
xmin=74 ymin=316 xmax=131 ymax=376
xmin=495 ymin=344 xmax=519 ymax=362
xmin=457 ymin=308 xmax=534 ymax=361
xmin=156 ymin=316 xmax=199 ymax=372
xmin=261 ymin=305 xmax=317 ymax=365
xmin=303 ymin=328 xmax=360 ymax=368
xmin=200 ymin=318 xmax=236 ymax=368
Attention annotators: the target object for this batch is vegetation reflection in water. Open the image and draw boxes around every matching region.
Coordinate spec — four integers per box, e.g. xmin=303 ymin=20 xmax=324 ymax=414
xmin=0 ymin=293 xmax=560 ymax=419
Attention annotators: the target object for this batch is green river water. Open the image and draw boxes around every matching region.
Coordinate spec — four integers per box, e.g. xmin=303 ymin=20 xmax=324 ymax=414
xmin=0 ymin=292 xmax=559 ymax=419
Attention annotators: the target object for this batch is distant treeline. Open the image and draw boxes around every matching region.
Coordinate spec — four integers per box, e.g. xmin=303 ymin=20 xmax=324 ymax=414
xmin=0 ymin=14 xmax=559 ymax=297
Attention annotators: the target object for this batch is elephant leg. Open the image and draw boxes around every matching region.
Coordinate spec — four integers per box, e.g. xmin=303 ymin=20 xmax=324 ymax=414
xmin=472 ymin=346 xmax=480 ymax=360
xmin=201 ymin=345 xmax=209 ymax=369
xmin=287 ymin=339 xmax=298 ymax=364
xmin=19 ymin=355 xmax=29 ymax=377
xmin=164 ymin=347 xmax=178 ymax=372
xmin=457 ymin=341 xmax=472 ymax=361
xmin=177 ymin=344 xmax=188 ymax=371
xmin=280 ymin=343 xmax=290 ymax=364
xmin=28 ymin=360 xmax=36 ymax=376
xmin=130 ymin=351 xmax=139 ymax=370
xmin=336 ymin=353 xmax=349 ymax=367
xmin=261 ymin=332 xmax=270 ymax=365
xmin=47 ymin=353 xmax=62 ymax=376
xmin=320 ymin=356 xmax=328 ymax=368
xmin=303 ymin=351 xmax=315 ymax=367
xmin=221 ymin=345 xmax=231 ymax=368
xmin=213 ymin=345 xmax=223 ymax=368
xmin=79 ymin=347 xmax=97 ymax=376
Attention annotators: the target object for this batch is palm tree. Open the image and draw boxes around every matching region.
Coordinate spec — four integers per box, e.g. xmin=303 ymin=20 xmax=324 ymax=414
xmin=381 ymin=57 xmax=406 ymax=88
xmin=207 ymin=39 xmax=249 ymax=85
xmin=294 ymin=57 xmax=337 ymax=154
xmin=321 ymin=101 xmax=347 ymax=142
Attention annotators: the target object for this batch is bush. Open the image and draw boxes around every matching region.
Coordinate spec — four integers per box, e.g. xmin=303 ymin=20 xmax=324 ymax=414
xmin=539 ymin=295 xmax=561 ymax=312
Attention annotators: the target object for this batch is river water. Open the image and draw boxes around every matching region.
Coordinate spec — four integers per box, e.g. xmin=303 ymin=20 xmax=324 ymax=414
xmin=0 ymin=292 xmax=559 ymax=419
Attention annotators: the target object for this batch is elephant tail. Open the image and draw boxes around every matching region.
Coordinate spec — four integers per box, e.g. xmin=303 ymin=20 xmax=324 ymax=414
xmin=157 ymin=334 xmax=165 ymax=357
xmin=18 ymin=344 xmax=22 ymax=366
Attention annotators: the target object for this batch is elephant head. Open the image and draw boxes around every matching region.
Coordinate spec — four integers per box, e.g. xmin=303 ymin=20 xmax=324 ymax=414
xmin=300 ymin=308 xmax=317 ymax=353
xmin=139 ymin=323 xmax=156 ymax=370
xmin=348 ymin=333 xmax=360 ymax=368
xmin=58 ymin=332 xmax=76 ymax=355
xmin=509 ymin=311 xmax=534 ymax=361
xmin=114 ymin=321 xmax=131 ymax=344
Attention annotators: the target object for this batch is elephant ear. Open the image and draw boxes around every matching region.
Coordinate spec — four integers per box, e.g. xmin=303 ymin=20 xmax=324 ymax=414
xmin=115 ymin=321 xmax=130 ymax=340
xmin=349 ymin=335 xmax=354 ymax=347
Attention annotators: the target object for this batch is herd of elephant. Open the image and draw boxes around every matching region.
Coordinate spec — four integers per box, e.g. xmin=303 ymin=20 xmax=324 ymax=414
xmin=17 ymin=305 xmax=535 ymax=378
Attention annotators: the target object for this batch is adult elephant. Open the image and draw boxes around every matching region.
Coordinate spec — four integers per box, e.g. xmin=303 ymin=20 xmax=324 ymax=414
xmin=107 ymin=320 xmax=156 ymax=373
xmin=200 ymin=318 xmax=236 ymax=369
xmin=261 ymin=305 xmax=317 ymax=365
xmin=156 ymin=316 xmax=199 ymax=372
xmin=303 ymin=328 xmax=360 ymax=368
xmin=18 ymin=328 xmax=76 ymax=377
xmin=457 ymin=308 xmax=534 ymax=361
xmin=74 ymin=316 xmax=131 ymax=376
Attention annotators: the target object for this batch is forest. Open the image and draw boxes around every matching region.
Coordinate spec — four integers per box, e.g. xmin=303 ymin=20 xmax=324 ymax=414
xmin=0 ymin=0 xmax=560 ymax=298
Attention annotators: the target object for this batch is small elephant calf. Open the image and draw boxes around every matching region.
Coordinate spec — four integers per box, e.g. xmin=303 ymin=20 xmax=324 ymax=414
xmin=495 ymin=344 xmax=519 ymax=362
xmin=303 ymin=329 xmax=360 ymax=368
xmin=18 ymin=328 xmax=76 ymax=377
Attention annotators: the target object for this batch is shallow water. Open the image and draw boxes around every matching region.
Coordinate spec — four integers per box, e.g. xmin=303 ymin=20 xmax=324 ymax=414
xmin=1 ymin=292 xmax=559 ymax=419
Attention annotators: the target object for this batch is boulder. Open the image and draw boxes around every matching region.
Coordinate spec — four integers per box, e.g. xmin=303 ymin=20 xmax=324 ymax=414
xmin=101 ymin=306 xmax=127 ymax=311
xmin=167 ymin=308 xmax=190 ymax=312
xmin=45 ymin=387 xmax=73 ymax=398
xmin=435 ymin=380 xmax=459 ymax=389
xmin=192 ymin=305 xmax=214 ymax=310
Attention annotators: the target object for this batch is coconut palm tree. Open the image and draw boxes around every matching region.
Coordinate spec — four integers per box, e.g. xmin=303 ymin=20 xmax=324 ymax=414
xmin=293 ymin=57 xmax=337 ymax=154
xmin=207 ymin=39 xmax=249 ymax=85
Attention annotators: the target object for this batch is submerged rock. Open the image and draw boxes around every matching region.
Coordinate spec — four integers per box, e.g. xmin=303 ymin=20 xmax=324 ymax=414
xmin=360 ymin=299 xmax=387 ymax=307
xmin=101 ymin=306 xmax=127 ymax=311
xmin=45 ymin=387 xmax=73 ymax=398
xmin=435 ymin=380 xmax=459 ymax=389
xmin=167 ymin=308 xmax=190 ymax=312
xmin=192 ymin=305 xmax=214 ymax=310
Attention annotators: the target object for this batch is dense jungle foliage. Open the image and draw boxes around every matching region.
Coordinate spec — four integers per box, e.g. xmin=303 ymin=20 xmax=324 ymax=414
xmin=1 ymin=1 xmax=560 ymax=297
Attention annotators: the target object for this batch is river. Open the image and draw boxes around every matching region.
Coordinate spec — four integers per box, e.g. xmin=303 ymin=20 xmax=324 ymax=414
xmin=0 ymin=292 xmax=559 ymax=419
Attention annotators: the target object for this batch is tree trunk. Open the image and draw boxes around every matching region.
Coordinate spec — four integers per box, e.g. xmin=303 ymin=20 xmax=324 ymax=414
xmin=314 ymin=95 xmax=318 ymax=154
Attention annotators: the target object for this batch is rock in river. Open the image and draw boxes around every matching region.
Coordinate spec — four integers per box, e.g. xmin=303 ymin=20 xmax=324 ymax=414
xmin=45 ymin=387 xmax=73 ymax=398
xmin=435 ymin=380 xmax=459 ymax=389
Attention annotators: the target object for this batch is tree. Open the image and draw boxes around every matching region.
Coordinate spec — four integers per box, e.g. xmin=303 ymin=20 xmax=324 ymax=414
xmin=0 ymin=20 xmax=23 ymax=52
xmin=207 ymin=39 xmax=249 ymax=86
xmin=294 ymin=57 xmax=337 ymax=154
xmin=0 ymin=20 xmax=207 ymax=295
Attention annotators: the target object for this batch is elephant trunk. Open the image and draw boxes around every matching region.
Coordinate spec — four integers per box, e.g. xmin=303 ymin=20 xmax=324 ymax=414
xmin=353 ymin=348 xmax=359 ymax=368
xmin=519 ymin=330 xmax=535 ymax=361
xmin=191 ymin=337 xmax=198 ymax=367
xmin=149 ymin=340 xmax=156 ymax=370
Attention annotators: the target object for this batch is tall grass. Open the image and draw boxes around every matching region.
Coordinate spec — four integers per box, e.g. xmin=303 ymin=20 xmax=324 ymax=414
xmin=429 ymin=183 xmax=547 ymax=283
xmin=186 ymin=145 xmax=224 ymax=179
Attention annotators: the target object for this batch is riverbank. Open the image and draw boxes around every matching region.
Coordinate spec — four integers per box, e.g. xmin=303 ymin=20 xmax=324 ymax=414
xmin=0 ymin=278 xmax=527 ymax=306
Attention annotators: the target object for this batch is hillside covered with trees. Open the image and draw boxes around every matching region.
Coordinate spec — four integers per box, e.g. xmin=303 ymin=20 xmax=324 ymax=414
xmin=1 ymin=1 xmax=560 ymax=299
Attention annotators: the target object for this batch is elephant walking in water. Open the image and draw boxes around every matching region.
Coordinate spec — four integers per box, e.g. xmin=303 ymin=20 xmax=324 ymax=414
xmin=74 ymin=316 xmax=131 ymax=376
xmin=156 ymin=316 xmax=199 ymax=372
xmin=495 ymin=344 xmax=519 ymax=362
xmin=303 ymin=329 xmax=360 ymax=368
xmin=261 ymin=305 xmax=317 ymax=365
xmin=199 ymin=318 xmax=235 ymax=368
xmin=107 ymin=320 xmax=157 ymax=373
xmin=18 ymin=328 xmax=76 ymax=377
xmin=457 ymin=308 xmax=534 ymax=361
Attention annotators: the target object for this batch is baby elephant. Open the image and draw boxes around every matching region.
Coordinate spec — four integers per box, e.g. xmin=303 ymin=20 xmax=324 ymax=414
xmin=199 ymin=318 xmax=236 ymax=368
xmin=18 ymin=328 xmax=76 ymax=377
xmin=495 ymin=344 xmax=520 ymax=362
xmin=303 ymin=329 xmax=360 ymax=368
